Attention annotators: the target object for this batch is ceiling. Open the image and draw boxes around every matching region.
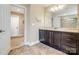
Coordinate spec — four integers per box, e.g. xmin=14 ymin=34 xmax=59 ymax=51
xmin=22 ymin=4 xmax=52 ymax=7
xmin=22 ymin=4 xmax=77 ymax=9
xmin=34 ymin=4 xmax=52 ymax=7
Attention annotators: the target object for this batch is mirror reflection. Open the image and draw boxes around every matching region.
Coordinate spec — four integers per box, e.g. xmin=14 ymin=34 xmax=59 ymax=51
xmin=44 ymin=4 xmax=78 ymax=29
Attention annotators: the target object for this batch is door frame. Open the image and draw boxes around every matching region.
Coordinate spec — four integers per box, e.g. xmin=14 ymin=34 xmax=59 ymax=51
xmin=10 ymin=4 xmax=27 ymax=50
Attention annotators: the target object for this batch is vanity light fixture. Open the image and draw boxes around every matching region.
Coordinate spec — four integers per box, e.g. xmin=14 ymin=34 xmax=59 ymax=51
xmin=58 ymin=5 xmax=65 ymax=9
xmin=54 ymin=6 xmax=58 ymax=10
xmin=49 ymin=5 xmax=65 ymax=12
xmin=50 ymin=7 xmax=55 ymax=12
xmin=32 ymin=23 xmax=35 ymax=26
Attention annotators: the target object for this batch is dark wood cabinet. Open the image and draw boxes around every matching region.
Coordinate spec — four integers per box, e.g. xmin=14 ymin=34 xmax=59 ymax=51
xmin=50 ymin=31 xmax=54 ymax=45
xmin=76 ymin=40 xmax=79 ymax=54
xmin=39 ymin=30 xmax=53 ymax=45
xmin=39 ymin=30 xmax=45 ymax=42
xmin=53 ymin=31 xmax=61 ymax=48
xmin=39 ymin=29 xmax=79 ymax=55
xmin=44 ymin=30 xmax=50 ymax=45
xmin=61 ymin=32 xmax=77 ymax=54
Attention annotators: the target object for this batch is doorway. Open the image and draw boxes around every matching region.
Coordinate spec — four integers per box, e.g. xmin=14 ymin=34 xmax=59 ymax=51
xmin=10 ymin=5 xmax=25 ymax=49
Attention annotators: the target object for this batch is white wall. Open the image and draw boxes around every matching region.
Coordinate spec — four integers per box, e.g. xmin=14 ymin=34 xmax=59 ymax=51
xmin=24 ymin=5 xmax=31 ymax=45
xmin=24 ymin=5 xmax=45 ymax=45
xmin=30 ymin=5 xmax=45 ymax=44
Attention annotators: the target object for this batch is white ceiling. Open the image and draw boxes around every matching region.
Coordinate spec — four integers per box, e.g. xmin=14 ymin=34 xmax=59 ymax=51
xmin=22 ymin=4 xmax=77 ymax=9
xmin=34 ymin=4 xmax=52 ymax=7
xmin=22 ymin=4 xmax=52 ymax=7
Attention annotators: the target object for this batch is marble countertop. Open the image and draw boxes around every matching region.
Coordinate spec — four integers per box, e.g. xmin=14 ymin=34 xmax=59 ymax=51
xmin=40 ymin=27 xmax=79 ymax=33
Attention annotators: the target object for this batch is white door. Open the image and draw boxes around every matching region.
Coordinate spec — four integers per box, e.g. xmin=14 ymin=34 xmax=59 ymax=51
xmin=0 ymin=5 xmax=10 ymax=54
xmin=11 ymin=15 xmax=19 ymax=36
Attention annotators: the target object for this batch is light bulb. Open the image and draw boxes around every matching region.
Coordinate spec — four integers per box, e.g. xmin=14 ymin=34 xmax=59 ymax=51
xmin=50 ymin=8 xmax=55 ymax=12
xmin=49 ymin=5 xmax=65 ymax=12
xmin=58 ymin=5 xmax=65 ymax=9
xmin=54 ymin=6 xmax=58 ymax=10
xmin=32 ymin=23 xmax=35 ymax=26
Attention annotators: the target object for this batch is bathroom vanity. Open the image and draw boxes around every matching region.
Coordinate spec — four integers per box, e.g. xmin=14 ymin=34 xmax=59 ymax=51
xmin=39 ymin=28 xmax=79 ymax=55
xmin=38 ymin=4 xmax=79 ymax=55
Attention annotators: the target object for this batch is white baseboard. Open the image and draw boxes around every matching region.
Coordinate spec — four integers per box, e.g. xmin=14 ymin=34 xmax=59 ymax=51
xmin=9 ymin=41 xmax=40 ymax=50
xmin=24 ymin=42 xmax=29 ymax=45
xmin=28 ymin=41 xmax=40 ymax=46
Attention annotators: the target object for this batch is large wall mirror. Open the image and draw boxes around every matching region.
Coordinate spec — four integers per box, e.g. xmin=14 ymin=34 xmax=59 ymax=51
xmin=60 ymin=14 xmax=77 ymax=28
xmin=44 ymin=4 xmax=78 ymax=29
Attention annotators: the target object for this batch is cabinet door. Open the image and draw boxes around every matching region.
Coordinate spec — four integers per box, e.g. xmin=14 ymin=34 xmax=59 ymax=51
xmin=39 ymin=30 xmax=53 ymax=45
xmin=39 ymin=30 xmax=45 ymax=42
xmin=49 ymin=31 xmax=53 ymax=45
xmin=77 ymin=39 xmax=79 ymax=54
xmin=53 ymin=31 xmax=61 ymax=48
xmin=50 ymin=31 xmax=54 ymax=45
xmin=44 ymin=30 xmax=51 ymax=45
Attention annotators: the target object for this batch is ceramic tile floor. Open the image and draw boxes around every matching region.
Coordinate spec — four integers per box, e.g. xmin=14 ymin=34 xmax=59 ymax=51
xmin=9 ymin=43 xmax=67 ymax=55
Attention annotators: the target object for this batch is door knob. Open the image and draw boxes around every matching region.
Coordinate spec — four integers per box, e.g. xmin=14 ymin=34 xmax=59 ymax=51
xmin=0 ymin=30 xmax=5 ymax=33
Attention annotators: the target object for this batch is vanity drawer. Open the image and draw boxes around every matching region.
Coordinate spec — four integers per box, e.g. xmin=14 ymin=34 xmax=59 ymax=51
xmin=61 ymin=39 xmax=76 ymax=48
xmin=61 ymin=33 xmax=77 ymax=48
xmin=62 ymin=32 xmax=79 ymax=38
